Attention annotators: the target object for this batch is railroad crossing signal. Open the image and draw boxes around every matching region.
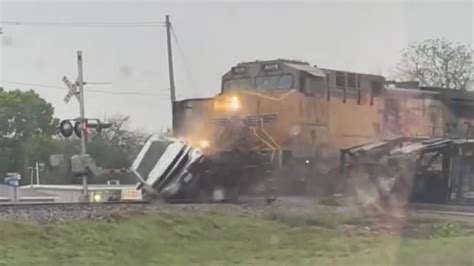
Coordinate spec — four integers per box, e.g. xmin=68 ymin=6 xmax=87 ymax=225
xmin=99 ymin=168 xmax=130 ymax=175
xmin=59 ymin=120 xmax=74 ymax=138
xmin=59 ymin=118 xmax=112 ymax=138
xmin=73 ymin=120 xmax=87 ymax=138
xmin=62 ymin=76 xmax=80 ymax=103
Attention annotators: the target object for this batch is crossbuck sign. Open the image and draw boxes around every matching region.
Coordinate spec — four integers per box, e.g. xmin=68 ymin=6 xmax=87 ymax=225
xmin=63 ymin=76 xmax=80 ymax=103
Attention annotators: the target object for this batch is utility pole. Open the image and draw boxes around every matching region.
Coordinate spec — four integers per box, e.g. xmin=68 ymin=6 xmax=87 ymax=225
xmin=77 ymin=51 xmax=88 ymax=200
xmin=165 ymin=15 xmax=176 ymax=132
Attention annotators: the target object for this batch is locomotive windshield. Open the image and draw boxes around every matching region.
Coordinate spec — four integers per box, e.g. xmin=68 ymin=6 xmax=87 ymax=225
xmin=223 ymin=74 xmax=294 ymax=92
xmin=222 ymin=78 xmax=252 ymax=91
xmin=255 ymin=74 xmax=294 ymax=90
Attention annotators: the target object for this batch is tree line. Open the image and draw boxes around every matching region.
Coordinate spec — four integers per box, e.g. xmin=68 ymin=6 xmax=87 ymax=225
xmin=0 ymin=88 xmax=149 ymax=184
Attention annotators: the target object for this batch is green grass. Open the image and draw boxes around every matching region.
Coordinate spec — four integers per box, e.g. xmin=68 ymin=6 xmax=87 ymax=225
xmin=0 ymin=211 xmax=473 ymax=266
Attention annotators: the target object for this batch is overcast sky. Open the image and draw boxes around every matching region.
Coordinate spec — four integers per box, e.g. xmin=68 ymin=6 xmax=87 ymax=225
xmin=0 ymin=0 xmax=472 ymax=132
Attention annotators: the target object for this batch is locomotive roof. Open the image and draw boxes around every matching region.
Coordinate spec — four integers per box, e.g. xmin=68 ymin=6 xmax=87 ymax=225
xmin=385 ymin=87 xmax=440 ymax=96
xmin=236 ymin=59 xmax=309 ymax=66
xmin=233 ymin=59 xmax=385 ymax=79
xmin=285 ymin=63 xmax=326 ymax=78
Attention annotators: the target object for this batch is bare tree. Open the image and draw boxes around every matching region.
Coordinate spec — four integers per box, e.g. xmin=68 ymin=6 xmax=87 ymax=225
xmin=99 ymin=114 xmax=149 ymax=147
xmin=397 ymin=38 xmax=473 ymax=90
xmin=101 ymin=114 xmax=130 ymax=144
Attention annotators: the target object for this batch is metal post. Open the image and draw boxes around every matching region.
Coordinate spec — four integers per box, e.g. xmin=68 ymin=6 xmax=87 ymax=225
xmin=30 ymin=167 xmax=34 ymax=187
xmin=13 ymin=186 xmax=17 ymax=202
xmin=166 ymin=15 xmax=176 ymax=132
xmin=35 ymin=162 xmax=40 ymax=185
xmin=77 ymin=51 xmax=88 ymax=200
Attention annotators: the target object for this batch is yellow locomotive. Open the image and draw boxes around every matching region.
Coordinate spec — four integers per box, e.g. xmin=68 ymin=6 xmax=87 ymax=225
xmin=173 ymin=59 xmax=446 ymax=196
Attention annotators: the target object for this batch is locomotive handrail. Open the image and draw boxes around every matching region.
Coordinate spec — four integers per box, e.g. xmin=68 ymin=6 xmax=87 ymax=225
xmin=251 ymin=116 xmax=282 ymax=165
xmin=260 ymin=125 xmax=281 ymax=150
xmin=252 ymin=128 xmax=276 ymax=151
xmin=240 ymin=89 xmax=296 ymax=101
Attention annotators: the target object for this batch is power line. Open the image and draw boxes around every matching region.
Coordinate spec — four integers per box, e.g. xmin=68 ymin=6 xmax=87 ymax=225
xmin=0 ymin=80 xmax=169 ymax=96
xmin=170 ymin=24 xmax=198 ymax=95
xmin=0 ymin=21 xmax=165 ymax=28
xmin=85 ymin=81 xmax=113 ymax=85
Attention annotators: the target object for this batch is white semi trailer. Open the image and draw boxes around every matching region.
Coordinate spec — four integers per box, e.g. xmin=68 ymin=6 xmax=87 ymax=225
xmin=131 ymin=136 xmax=205 ymax=201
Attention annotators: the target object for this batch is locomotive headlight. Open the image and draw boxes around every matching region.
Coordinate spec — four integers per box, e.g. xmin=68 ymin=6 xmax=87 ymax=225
xmin=229 ymin=96 xmax=240 ymax=111
xmin=213 ymin=95 xmax=241 ymax=112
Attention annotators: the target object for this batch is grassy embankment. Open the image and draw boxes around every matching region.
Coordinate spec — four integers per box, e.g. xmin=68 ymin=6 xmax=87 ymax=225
xmin=0 ymin=210 xmax=473 ymax=266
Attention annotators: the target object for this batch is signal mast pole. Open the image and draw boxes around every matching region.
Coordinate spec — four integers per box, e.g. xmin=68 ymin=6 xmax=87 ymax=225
xmin=63 ymin=51 xmax=89 ymax=201
xmin=77 ymin=51 xmax=87 ymax=156
xmin=77 ymin=51 xmax=88 ymax=199
xmin=165 ymin=15 xmax=176 ymax=132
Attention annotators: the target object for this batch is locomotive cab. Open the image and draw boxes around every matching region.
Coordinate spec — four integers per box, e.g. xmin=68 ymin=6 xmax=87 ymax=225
xmin=221 ymin=60 xmax=327 ymax=96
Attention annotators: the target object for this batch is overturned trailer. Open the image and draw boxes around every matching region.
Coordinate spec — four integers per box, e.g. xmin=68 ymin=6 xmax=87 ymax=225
xmin=131 ymin=136 xmax=205 ymax=201
xmin=340 ymin=137 xmax=474 ymax=206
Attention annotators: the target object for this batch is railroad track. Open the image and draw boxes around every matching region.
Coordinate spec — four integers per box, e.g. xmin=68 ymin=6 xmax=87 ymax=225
xmin=2 ymin=199 xmax=474 ymax=218
xmin=0 ymin=200 xmax=148 ymax=207
xmin=0 ymin=200 xmax=170 ymax=224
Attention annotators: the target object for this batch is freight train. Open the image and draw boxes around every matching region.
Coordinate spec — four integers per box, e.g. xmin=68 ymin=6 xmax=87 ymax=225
xmin=133 ymin=59 xmax=474 ymax=201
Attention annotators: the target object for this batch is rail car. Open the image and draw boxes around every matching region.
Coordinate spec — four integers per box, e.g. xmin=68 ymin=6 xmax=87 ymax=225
xmin=169 ymin=59 xmax=461 ymax=198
